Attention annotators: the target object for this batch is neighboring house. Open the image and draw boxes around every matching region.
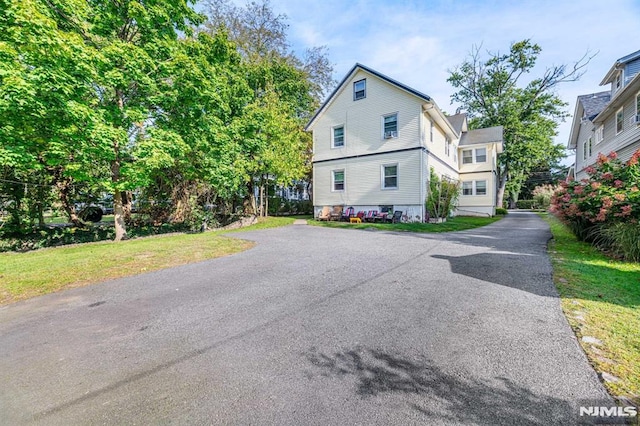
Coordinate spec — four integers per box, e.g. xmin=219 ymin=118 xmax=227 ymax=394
xmin=305 ymin=63 xmax=503 ymax=221
xmin=569 ymin=49 xmax=640 ymax=180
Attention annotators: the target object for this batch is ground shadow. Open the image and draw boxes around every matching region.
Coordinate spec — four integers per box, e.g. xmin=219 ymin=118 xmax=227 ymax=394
xmin=431 ymin=252 xmax=559 ymax=298
xmin=305 ymin=347 xmax=576 ymax=425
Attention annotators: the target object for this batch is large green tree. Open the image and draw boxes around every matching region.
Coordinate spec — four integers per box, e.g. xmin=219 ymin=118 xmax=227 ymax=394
xmin=448 ymin=40 xmax=591 ymax=207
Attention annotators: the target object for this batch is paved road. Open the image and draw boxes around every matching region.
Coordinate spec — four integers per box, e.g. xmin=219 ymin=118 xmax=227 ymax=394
xmin=0 ymin=212 xmax=610 ymax=425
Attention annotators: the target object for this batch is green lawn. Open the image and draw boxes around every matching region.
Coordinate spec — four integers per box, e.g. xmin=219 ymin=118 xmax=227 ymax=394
xmin=0 ymin=216 xmax=297 ymax=305
xmin=541 ymin=213 xmax=640 ymax=405
xmin=309 ymin=215 xmax=502 ymax=233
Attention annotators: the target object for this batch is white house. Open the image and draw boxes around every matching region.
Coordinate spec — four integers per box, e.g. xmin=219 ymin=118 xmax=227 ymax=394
xmin=305 ymin=64 xmax=503 ymax=221
xmin=569 ymin=49 xmax=640 ymax=180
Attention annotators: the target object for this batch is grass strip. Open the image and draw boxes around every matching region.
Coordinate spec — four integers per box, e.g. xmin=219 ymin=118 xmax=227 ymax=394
xmin=0 ymin=216 xmax=297 ymax=305
xmin=541 ymin=213 xmax=640 ymax=405
xmin=309 ymin=215 xmax=501 ymax=233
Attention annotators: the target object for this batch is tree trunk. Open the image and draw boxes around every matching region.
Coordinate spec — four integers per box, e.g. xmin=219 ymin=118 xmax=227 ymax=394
xmin=496 ymin=173 xmax=507 ymax=210
xmin=113 ymin=187 xmax=127 ymax=241
xmin=122 ymin=191 xmax=132 ymax=223
xmin=56 ymin=178 xmax=82 ymax=226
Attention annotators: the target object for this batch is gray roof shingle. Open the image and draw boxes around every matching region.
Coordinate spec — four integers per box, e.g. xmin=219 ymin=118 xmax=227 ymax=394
xmin=577 ymin=91 xmax=611 ymax=121
xmin=446 ymin=114 xmax=466 ymax=135
xmin=459 ymin=126 xmax=503 ymax=146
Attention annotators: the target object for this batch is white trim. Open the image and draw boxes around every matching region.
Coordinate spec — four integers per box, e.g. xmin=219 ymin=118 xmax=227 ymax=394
xmin=461 ymin=179 xmax=487 ymax=196
xmin=381 ymin=163 xmax=399 ymax=190
xmin=595 ymin=125 xmax=604 ymax=144
xmin=381 ymin=112 xmax=399 ymax=140
xmin=475 ymin=147 xmax=487 ymax=163
xmin=331 ymin=124 xmax=345 ymax=149
xmin=616 ymin=106 xmax=624 ymax=135
xmin=331 ymin=169 xmax=345 ymax=192
xmin=353 ymin=78 xmax=366 ymax=101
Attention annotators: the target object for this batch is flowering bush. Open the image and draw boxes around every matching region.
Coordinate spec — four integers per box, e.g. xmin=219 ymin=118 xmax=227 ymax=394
xmin=551 ymin=150 xmax=640 ymax=260
xmin=532 ymin=184 xmax=559 ymax=209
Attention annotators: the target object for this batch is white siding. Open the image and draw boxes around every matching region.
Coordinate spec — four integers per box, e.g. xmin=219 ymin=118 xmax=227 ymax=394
xmin=312 ymin=69 xmax=422 ymax=163
xmin=314 ymin=150 xmax=422 ymax=207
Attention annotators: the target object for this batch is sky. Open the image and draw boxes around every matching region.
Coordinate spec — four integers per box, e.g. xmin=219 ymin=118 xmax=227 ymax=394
xmin=216 ymin=0 xmax=640 ymax=165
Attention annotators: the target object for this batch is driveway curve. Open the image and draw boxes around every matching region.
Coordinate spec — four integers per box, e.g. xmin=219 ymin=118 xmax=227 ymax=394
xmin=0 ymin=211 xmax=610 ymax=425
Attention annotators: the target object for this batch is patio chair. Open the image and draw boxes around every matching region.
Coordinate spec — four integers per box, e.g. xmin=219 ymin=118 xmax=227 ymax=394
xmin=356 ymin=211 xmax=365 ymax=221
xmin=329 ymin=205 xmax=343 ymax=221
xmin=364 ymin=210 xmax=378 ymax=222
xmin=317 ymin=206 xmax=331 ymax=221
xmin=341 ymin=206 xmax=355 ymax=221
xmin=385 ymin=210 xmax=403 ymax=223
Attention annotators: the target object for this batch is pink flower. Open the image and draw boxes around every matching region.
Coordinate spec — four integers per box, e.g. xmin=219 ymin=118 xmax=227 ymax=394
xmin=573 ymin=185 xmax=584 ymax=195
xmin=585 ymin=166 xmax=596 ymax=175
xmin=591 ymin=182 xmax=601 ymax=190
xmin=628 ymin=149 xmax=640 ymax=166
xmin=614 ymin=180 xmax=624 ymax=188
xmin=596 ymin=153 xmax=609 ymax=165
xmin=596 ymin=208 xmax=608 ymax=222
xmin=621 ymin=205 xmax=632 ymax=216
xmin=602 ymin=197 xmax=613 ymax=208
xmin=614 ymin=193 xmax=626 ymax=202
xmin=608 ymin=151 xmax=618 ymax=160
xmin=602 ymin=172 xmax=614 ymax=180
xmin=631 ymin=186 xmax=639 ymax=193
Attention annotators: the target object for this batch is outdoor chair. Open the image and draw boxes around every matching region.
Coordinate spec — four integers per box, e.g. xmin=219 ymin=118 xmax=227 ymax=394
xmin=364 ymin=210 xmax=378 ymax=222
xmin=341 ymin=206 xmax=355 ymax=221
xmin=329 ymin=205 xmax=343 ymax=221
xmin=385 ymin=210 xmax=403 ymax=223
xmin=317 ymin=206 xmax=331 ymax=221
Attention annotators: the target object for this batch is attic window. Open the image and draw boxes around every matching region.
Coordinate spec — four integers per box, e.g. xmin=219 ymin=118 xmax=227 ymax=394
xmin=354 ymin=79 xmax=366 ymax=100
xmin=615 ymin=72 xmax=622 ymax=91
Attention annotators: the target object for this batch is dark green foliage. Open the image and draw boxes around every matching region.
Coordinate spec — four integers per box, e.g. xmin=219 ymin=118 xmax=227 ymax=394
xmin=516 ymin=200 xmax=535 ymax=209
xmin=495 ymin=208 xmax=508 ymax=215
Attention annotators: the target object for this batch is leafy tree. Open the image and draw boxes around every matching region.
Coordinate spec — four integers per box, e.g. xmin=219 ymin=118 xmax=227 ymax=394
xmin=448 ymin=40 xmax=591 ymax=207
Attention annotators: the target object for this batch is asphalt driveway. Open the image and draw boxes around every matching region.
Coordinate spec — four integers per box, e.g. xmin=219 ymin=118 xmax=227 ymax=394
xmin=0 ymin=212 xmax=610 ymax=425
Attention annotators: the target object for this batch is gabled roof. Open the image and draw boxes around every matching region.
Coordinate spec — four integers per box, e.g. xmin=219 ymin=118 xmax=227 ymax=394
xmin=601 ymin=48 xmax=640 ymax=85
xmin=577 ymin=91 xmax=611 ymax=121
xmin=594 ymin=72 xmax=640 ymax=124
xmin=459 ymin=126 xmax=504 ymax=153
xmin=305 ymin=63 xmax=432 ymax=131
xmin=446 ymin=113 xmax=467 ymax=134
xmin=567 ymin=91 xmax=611 ymax=149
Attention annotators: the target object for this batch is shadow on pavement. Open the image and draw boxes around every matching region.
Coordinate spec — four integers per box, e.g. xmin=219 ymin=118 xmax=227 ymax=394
xmin=431 ymin=253 xmax=558 ymax=297
xmin=305 ymin=347 xmax=573 ymax=425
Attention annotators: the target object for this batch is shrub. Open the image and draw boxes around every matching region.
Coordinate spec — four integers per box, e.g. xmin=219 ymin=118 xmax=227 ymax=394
xmin=495 ymin=208 xmax=508 ymax=215
xmin=532 ymin=184 xmax=558 ymax=210
xmin=516 ymin=200 xmax=535 ymax=209
xmin=551 ymin=149 xmax=640 ymax=260
xmin=426 ymin=168 xmax=460 ymax=219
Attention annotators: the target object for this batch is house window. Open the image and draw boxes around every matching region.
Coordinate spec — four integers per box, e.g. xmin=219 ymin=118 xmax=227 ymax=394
xmin=383 ymin=113 xmax=398 ymax=138
xmin=588 ymin=137 xmax=592 ymax=157
xmin=382 ymin=164 xmax=398 ymax=189
xmin=616 ymin=107 xmax=624 ymax=134
xmin=582 ymin=141 xmax=587 ymax=161
xmin=636 ymin=92 xmax=640 ymax=124
xmin=332 ymin=126 xmax=344 ymax=148
xmin=462 ymin=149 xmax=473 ymax=164
xmin=445 ymin=138 xmax=451 ymax=156
xmin=615 ymin=71 xmax=622 ymax=91
xmin=596 ymin=125 xmax=604 ymax=144
xmin=462 ymin=181 xmax=473 ymax=195
xmin=332 ymin=169 xmax=344 ymax=191
xmin=430 ymin=121 xmax=434 ymax=142
xmin=462 ymin=180 xmax=487 ymax=196
xmin=475 ymin=180 xmax=487 ymax=196
xmin=354 ymin=79 xmax=366 ymax=100
xmin=475 ymin=148 xmax=487 ymax=163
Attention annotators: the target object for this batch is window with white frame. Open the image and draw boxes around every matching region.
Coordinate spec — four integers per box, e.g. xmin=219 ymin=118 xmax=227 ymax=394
xmin=615 ymin=71 xmax=622 ymax=92
xmin=382 ymin=164 xmax=398 ymax=189
xmin=462 ymin=180 xmax=487 ymax=196
xmin=582 ymin=140 xmax=587 ymax=161
xmin=462 ymin=149 xmax=473 ymax=164
xmin=588 ymin=137 xmax=592 ymax=157
xmin=475 ymin=148 xmax=487 ymax=163
xmin=383 ymin=113 xmax=398 ymax=139
xmin=430 ymin=121 xmax=434 ymax=142
xmin=445 ymin=138 xmax=451 ymax=156
xmin=332 ymin=126 xmax=344 ymax=148
xmin=462 ymin=181 xmax=473 ymax=195
xmin=475 ymin=180 xmax=487 ymax=195
xmin=596 ymin=125 xmax=604 ymax=144
xmin=332 ymin=169 xmax=344 ymax=191
xmin=616 ymin=107 xmax=624 ymax=134
xmin=354 ymin=79 xmax=366 ymax=100
xmin=636 ymin=92 xmax=640 ymax=123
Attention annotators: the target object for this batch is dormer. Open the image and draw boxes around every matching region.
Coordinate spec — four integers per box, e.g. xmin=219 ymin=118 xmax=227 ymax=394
xmin=601 ymin=49 xmax=640 ymax=97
